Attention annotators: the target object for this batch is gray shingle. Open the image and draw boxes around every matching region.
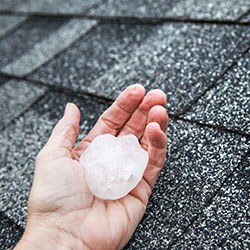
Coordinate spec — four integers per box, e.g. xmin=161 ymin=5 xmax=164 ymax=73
xmin=180 ymin=50 xmax=250 ymax=135
xmin=240 ymin=11 xmax=250 ymax=23
xmin=89 ymin=0 xmax=178 ymax=18
xmin=0 ymin=0 xmax=24 ymax=11
xmin=0 ymin=75 xmax=8 ymax=86
xmin=13 ymin=0 xmax=101 ymax=14
xmin=28 ymin=23 xmax=157 ymax=91
xmin=0 ymin=80 xmax=47 ymax=130
xmin=92 ymin=23 xmax=249 ymax=115
xmin=29 ymin=22 xmax=250 ymax=115
xmin=0 ymin=212 xmax=23 ymax=250
xmin=89 ymin=0 xmax=250 ymax=21
xmin=124 ymin=120 xmax=249 ymax=248
xmin=0 ymin=17 xmax=67 ymax=70
xmin=0 ymin=15 xmax=26 ymax=38
xmin=172 ymin=156 xmax=250 ymax=249
xmin=0 ymin=2 xmax=249 ymax=248
xmin=168 ymin=0 xmax=250 ymax=21
xmin=1 ymin=19 xmax=97 ymax=76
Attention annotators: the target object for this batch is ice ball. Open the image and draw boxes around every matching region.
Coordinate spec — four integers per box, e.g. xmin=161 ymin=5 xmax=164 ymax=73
xmin=80 ymin=134 xmax=149 ymax=200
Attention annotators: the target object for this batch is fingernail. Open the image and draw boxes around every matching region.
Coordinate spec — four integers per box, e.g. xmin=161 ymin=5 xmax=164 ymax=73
xmin=64 ymin=103 xmax=72 ymax=115
xmin=147 ymin=122 xmax=160 ymax=131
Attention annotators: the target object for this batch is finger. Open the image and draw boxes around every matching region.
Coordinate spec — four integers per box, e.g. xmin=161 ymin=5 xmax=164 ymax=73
xmin=118 ymin=89 xmax=166 ymax=138
xmin=44 ymin=103 xmax=80 ymax=156
xmin=73 ymin=84 xmax=145 ymax=158
xmin=140 ymin=105 xmax=168 ymax=151
xmin=143 ymin=122 xmax=168 ymax=189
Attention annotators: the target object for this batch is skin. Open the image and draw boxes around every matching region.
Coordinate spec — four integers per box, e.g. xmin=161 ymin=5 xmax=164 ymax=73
xmin=15 ymin=84 xmax=168 ymax=250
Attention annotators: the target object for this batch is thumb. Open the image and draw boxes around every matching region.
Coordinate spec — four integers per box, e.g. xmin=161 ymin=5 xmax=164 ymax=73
xmin=44 ymin=103 xmax=80 ymax=156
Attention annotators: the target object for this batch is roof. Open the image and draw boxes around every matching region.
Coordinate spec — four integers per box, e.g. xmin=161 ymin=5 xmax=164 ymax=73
xmin=0 ymin=0 xmax=249 ymax=249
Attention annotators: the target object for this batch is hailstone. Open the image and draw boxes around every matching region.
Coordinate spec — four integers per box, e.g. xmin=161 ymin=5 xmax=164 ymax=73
xmin=80 ymin=134 xmax=149 ymax=200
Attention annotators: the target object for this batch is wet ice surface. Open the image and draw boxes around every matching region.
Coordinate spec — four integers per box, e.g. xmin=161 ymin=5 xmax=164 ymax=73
xmin=80 ymin=134 xmax=149 ymax=200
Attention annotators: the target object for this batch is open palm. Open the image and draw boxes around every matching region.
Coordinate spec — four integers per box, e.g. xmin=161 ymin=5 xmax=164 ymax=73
xmin=23 ymin=84 xmax=168 ymax=250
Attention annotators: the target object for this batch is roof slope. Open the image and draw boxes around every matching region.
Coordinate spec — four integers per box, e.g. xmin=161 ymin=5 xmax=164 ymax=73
xmin=0 ymin=1 xmax=249 ymax=249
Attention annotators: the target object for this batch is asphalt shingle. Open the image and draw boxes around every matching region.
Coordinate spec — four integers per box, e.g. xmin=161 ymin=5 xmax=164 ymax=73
xmin=92 ymin=23 xmax=249 ymax=115
xmin=172 ymin=156 xmax=250 ymax=249
xmin=29 ymin=22 xmax=250 ymax=115
xmin=0 ymin=0 xmax=24 ymax=11
xmin=181 ymin=50 xmax=250 ymax=135
xmin=0 ymin=15 xmax=26 ymax=38
xmin=168 ymin=0 xmax=250 ymax=21
xmin=89 ymin=0 xmax=177 ymax=18
xmin=0 ymin=17 xmax=66 ymax=70
xmin=89 ymin=0 xmax=250 ymax=21
xmin=0 ymin=0 xmax=250 ymax=248
xmin=0 ymin=75 xmax=8 ymax=86
xmin=1 ymin=0 xmax=101 ymax=14
xmin=240 ymin=11 xmax=250 ymax=23
xmin=1 ymin=18 xmax=97 ymax=76
xmin=28 ymin=23 xmax=157 ymax=92
xmin=124 ymin=120 xmax=249 ymax=248
xmin=0 ymin=212 xmax=23 ymax=250
xmin=0 ymin=80 xmax=47 ymax=130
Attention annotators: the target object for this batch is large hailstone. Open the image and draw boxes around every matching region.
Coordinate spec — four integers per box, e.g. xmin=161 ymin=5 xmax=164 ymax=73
xmin=80 ymin=134 xmax=149 ymax=200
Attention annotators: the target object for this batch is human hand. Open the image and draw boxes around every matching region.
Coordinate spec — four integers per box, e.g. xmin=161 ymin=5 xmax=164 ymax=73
xmin=15 ymin=84 xmax=168 ymax=250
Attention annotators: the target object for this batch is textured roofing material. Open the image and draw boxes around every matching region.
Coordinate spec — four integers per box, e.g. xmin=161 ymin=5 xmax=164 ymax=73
xmin=240 ymin=12 xmax=250 ymax=23
xmin=0 ymin=0 xmax=249 ymax=249
xmin=0 ymin=18 xmax=97 ymax=76
xmin=89 ymin=0 xmax=250 ymax=21
xmin=29 ymin=23 xmax=250 ymax=114
xmin=125 ymin=120 xmax=249 ymax=249
xmin=0 ymin=15 xmax=26 ymax=38
xmin=0 ymin=80 xmax=47 ymax=130
xmin=172 ymin=156 xmax=250 ymax=250
xmin=1 ymin=0 xmax=101 ymax=14
xmin=181 ymin=51 xmax=250 ymax=135
xmin=0 ymin=212 xmax=23 ymax=250
xmin=28 ymin=23 xmax=158 ymax=92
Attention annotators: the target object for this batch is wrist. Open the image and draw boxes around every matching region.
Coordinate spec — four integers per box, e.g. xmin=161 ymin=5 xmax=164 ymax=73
xmin=14 ymin=221 xmax=89 ymax=250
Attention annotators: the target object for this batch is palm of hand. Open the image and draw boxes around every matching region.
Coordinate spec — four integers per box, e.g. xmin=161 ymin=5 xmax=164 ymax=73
xmin=27 ymin=85 xmax=168 ymax=250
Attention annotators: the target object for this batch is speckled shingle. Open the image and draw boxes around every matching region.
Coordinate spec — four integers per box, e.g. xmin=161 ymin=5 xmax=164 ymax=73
xmin=172 ymin=156 xmax=250 ymax=249
xmin=0 ymin=1 xmax=250 ymax=248
xmin=29 ymin=23 xmax=250 ymax=115
xmin=0 ymin=212 xmax=23 ymax=250
xmin=240 ymin=11 xmax=250 ymax=23
xmin=0 ymin=75 xmax=8 ymax=86
xmin=1 ymin=0 xmax=101 ymax=14
xmin=168 ymin=0 xmax=250 ymax=21
xmin=28 ymin=23 xmax=157 ymax=91
xmin=0 ymin=17 xmax=67 ymax=70
xmin=0 ymin=0 xmax=24 ymax=11
xmin=88 ymin=0 xmax=177 ymax=18
xmin=89 ymin=0 xmax=250 ymax=21
xmin=0 ymin=80 xmax=47 ymax=130
xmin=0 ymin=15 xmax=26 ymax=38
xmin=181 ymin=50 xmax=250 ymax=135
xmin=124 ymin=120 xmax=249 ymax=248
xmin=1 ymin=18 xmax=97 ymax=76
xmin=90 ymin=23 xmax=249 ymax=115
xmin=28 ymin=22 xmax=250 ymax=115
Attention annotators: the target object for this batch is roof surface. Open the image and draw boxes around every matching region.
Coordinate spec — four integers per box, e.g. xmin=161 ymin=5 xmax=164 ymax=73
xmin=0 ymin=0 xmax=249 ymax=249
